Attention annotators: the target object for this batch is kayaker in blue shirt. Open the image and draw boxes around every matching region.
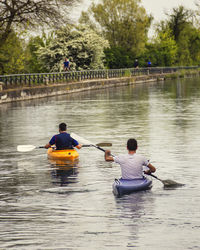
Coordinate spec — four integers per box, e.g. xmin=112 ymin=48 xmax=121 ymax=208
xmin=105 ymin=138 xmax=156 ymax=179
xmin=45 ymin=123 xmax=82 ymax=150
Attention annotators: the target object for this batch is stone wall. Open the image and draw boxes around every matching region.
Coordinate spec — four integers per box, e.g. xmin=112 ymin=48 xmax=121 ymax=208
xmin=0 ymin=75 xmax=160 ymax=104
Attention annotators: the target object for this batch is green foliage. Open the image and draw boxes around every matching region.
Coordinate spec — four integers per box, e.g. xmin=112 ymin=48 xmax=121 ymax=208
xmin=25 ymin=37 xmax=44 ymax=73
xmin=36 ymin=25 xmax=109 ymax=72
xmin=25 ymin=33 xmax=54 ymax=73
xmin=140 ymin=30 xmax=177 ymax=67
xmin=2 ymin=3 xmax=200 ymax=74
xmin=188 ymin=28 xmax=200 ymax=65
xmin=155 ymin=5 xmax=200 ymax=66
xmin=175 ymin=25 xmax=200 ymax=65
xmin=104 ymin=47 xmax=135 ymax=69
xmin=0 ymin=31 xmax=25 ymax=75
xmin=124 ymin=69 xmax=131 ymax=77
xmin=166 ymin=6 xmax=194 ymax=42
xmin=81 ymin=0 xmax=152 ymax=59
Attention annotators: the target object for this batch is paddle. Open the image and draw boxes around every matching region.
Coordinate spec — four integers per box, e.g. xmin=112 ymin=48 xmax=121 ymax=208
xmin=17 ymin=142 xmax=112 ymax=152
xmin=82 ymin=143 xmax=112 ymax=147
xmin=17 ymin=145 xmax=46 ymax=152
xmin=148 ymin=173 xmax=184 ymax=188
xmin=71 ymin=133 xmax=111 ymax=153
xmin=72 ymin=133 xmax=184 ymax=189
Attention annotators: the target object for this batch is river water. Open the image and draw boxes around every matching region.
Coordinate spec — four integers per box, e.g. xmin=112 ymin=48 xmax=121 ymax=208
xmin=0 ymin=77 xmax=200 ymax=249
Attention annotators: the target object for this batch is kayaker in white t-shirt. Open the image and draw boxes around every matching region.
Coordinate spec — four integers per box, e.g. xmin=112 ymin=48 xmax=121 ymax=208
xmin=105 ymin=138 xmax=156 ymax=179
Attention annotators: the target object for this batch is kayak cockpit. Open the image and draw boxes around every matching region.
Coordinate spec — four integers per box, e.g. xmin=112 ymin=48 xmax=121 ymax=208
xmin=113 ymin=177 xmax=152 ymax=197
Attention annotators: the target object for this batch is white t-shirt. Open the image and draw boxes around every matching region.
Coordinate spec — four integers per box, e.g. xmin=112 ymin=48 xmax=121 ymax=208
xmin=113 ymin=153 xmax=149 ymax=179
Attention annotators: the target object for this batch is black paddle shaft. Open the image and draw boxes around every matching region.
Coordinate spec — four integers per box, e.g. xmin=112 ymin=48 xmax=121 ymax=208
xmin=81 ymin=144 xmax=106 ymax=151
xmin=94 ymin=145 xmax=115 ymax=157
xmin=94 ymin=145 xmax=106 ymax=152
xmin=149 ymin=173 xmax=163 ymax=181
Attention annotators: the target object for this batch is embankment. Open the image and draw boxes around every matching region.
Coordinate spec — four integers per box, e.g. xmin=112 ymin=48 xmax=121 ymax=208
xmin=0 ymin=73 xmax=174 ymax=104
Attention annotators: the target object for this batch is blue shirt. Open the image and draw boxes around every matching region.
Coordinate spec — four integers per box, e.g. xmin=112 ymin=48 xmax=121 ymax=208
xmin=49 ymin=132 xmax=78 ymax=150
xmin=64 ymin=61 xmax=69 ymax=68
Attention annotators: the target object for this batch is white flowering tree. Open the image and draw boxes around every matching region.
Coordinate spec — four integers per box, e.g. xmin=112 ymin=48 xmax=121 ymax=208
xmin=37 ymin=25 xmax=109 ymax=72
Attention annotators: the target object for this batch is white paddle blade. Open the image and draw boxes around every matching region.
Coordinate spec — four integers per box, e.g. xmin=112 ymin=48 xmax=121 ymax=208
xmin=70 ymin=133 xmax=93 ymax=145
xmin=17 ymin=145 xmax=36 ymax=152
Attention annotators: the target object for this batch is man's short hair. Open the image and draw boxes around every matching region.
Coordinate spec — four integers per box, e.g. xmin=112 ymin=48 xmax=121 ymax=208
xmin=59 ymin=123 xmax=67 ymax=131
xmin=127 ymin=138 xmax=137 ymax=151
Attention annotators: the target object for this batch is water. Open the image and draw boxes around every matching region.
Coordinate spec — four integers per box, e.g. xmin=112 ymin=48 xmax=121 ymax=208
xmin=0 ymin=78 xmax=200 ymax=249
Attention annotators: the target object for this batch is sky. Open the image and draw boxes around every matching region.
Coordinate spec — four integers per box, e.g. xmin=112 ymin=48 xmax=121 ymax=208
xmin=71 ymin=0 xmax=197 ymax=22
xmin=141 ymin=0 xmax=196 ymax=21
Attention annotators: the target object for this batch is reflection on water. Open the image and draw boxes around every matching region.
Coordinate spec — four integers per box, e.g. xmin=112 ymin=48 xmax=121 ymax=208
xmin=0 ymin=77 xmax=200 ymax=249
xmin=115 ymin=191 xmax=154 ymax=218
xmin=50 ymin=164 xmax=79 ymax=186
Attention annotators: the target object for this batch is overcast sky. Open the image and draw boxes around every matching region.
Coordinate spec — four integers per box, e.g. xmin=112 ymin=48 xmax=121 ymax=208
xmin=142 ymin=0 xmax=196 ymax=21
xmin=71 ymin=0 xmax=197 ymax=22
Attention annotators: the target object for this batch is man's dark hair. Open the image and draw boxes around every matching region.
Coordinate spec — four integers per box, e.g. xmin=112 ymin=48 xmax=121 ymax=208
xmin=59 ymin=123 xmax=67 ymax=131
xmin=127 ymin=138 xmax=137 ymax=151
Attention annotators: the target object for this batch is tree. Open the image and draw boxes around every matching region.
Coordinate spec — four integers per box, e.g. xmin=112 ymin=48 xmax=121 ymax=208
xmin=104 ymin=47 xmax=135 ymax=69
xmin=176 ymin=26 xmax=200 ymax=65
xmin=36 ymin=25 xmax=109 ymax=72
xmin=80 ymin=0 xmax=152 ymax=57
xmin=165 ymin=6 xmax=194 ymax=42
xmin=138 ymin=28 xmax=177 ymax=67
xmin=0 ymin=31 xmax=25 ymax=74
xmin=187 ymin=28 xmax=200 ymax=65
xmin=0 ymin=0 xmax=79 ymax=47
xmin=158 ymin=31 xmax=177 ymax=66
xmin=157 ymin=5 xmax=200 ymax=66
xmin=25 ymin=32 xmax=55 ymax=73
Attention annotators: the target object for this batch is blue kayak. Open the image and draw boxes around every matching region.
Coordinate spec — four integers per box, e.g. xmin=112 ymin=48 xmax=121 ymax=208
xmin=112 ymin=177 xmax=152 ymax=197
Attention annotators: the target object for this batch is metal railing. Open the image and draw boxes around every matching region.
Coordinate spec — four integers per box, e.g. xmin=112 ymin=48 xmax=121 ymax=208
xmin=0 ymin=66 xmax=199 ymax=90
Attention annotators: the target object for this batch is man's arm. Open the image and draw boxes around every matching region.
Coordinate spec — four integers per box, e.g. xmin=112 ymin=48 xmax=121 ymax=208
xmin=105 ymin=150 xmax=114 ymax=162
xmin=72 ymin=138 xmax=82 ymax=149
xmin=45 ymin=135 xmax=55 ymax=149
xmin=144 ymin=163 xmax=156 ymax=174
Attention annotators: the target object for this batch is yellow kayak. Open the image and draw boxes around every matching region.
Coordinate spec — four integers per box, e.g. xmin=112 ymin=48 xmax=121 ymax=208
xmin=47 ymin=148 xmax=79 ymax=165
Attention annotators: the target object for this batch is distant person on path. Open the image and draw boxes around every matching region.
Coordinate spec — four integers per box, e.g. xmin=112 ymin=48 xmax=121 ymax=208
xmin=45 ymin=123 xmax=82 ymax=150
xmin=147 ymin=60 xmax=152 ymax=67
xmin=63 ymin=58 xmax=70 ymax=71
xmin=134 ymin=59 xmax=139 ymax=68
xmin=104 ymin=138 xmax=156 ymax=179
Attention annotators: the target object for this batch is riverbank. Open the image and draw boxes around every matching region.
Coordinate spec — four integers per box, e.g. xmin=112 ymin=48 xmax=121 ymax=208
xmin=0 ymin=70 xmax=198 ymax=104
xmin=0 ymin=74 xmax=161 ymax=104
